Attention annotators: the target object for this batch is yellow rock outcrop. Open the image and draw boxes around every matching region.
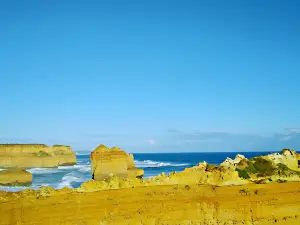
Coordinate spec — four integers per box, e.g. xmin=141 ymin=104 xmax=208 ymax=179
xmin=265 ymin=148 xmax=300 ymax=171
xmin=90 ymin=144 xmax=144 ymax=180
xmin=79 ymin=160 xmax=248 ymax=193
xmin=0 ymin=169 xmax=32 ymax=186
xmin=82 ymin=149 xmax=300 ymax=193
xmin=0 ymin=144 xmax=76 ymax=168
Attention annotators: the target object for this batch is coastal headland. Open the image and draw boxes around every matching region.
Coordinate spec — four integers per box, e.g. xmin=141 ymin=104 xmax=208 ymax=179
xmin=0 ymin=146 xmax=300 ymax=224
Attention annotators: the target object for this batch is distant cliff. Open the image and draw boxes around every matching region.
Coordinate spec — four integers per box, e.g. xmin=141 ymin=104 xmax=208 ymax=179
xmin=0 ymin=144 xmax=76 ymax=168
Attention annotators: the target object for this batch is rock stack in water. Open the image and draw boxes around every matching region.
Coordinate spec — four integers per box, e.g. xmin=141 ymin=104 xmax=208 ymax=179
xmin=0 ymin=144 xmax=76 ymax=168
xmin=0 ymin=169 xmax=32 ymax=186
xmin=90 ymin=144 xmax=144 ymax=180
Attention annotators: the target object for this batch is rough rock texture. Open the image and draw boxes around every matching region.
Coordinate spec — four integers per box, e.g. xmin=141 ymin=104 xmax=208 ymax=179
xmin=78 ymin=162 xmax=248 ymax=193
xmin=0 ymin=144 xmax=76 ymax=168
xmin=0 ymin=169 xmax=32 ymax=186
xmin=90 ymin=144 xmax=144 ymax=180
xmin=220 ymin=154 xmax=247 ymax=168
xmin=1 ymin=182 xmax=300 ymax=225
xmin=265 ymin=149 xmax=300 ymax=171
xmin=0 ymin=150 xmax=300 ymax=224
xmin=219 ymin=149 xmax=300 ymax=183
xmin=81 ymin=149 xmax=300 ymax=193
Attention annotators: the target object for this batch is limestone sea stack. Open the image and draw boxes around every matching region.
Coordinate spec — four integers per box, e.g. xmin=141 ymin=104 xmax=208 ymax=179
xmin=0 ymin=169 xmax=32 ymax=186
xmin=0 ymin=144 xmax=76 ymax=168
xmin=90 ymin=144 xmax=144 ymax=180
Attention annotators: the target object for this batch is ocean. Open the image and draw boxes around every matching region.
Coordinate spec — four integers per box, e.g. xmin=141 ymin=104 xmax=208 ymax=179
xmin=0 ymin=151 xmax=278 ymax=192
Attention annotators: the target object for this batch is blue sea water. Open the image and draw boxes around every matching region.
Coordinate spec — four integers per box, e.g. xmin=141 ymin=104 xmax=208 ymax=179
xmin=0 ymin=151 xmax=278 ymax=192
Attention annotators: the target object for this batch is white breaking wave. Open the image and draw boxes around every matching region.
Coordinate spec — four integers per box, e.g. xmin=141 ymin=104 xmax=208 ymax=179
xmin=134 ymin=160 xmax=189 ymax=168
xmin=75 ymin=165 xmax=91 ymax=172
xmin=57 ymin=165 xmax=76 ymax=170
xmin=75 ymin=153 xmax=90 ymax=156
xmin=27 ymin=168 xmax=62 ymax=174
xmin=27 ymin=164 xmax=90 ymax=174
xmin=0 ymin=186 xmax=26 ymax=192
xmin=0 ymin=183 xmax=50 ymax=192
xmin=57 ymin=174 xmax=82 ymax=189
xmin=76 ymin=161 xmax=90 ymax=165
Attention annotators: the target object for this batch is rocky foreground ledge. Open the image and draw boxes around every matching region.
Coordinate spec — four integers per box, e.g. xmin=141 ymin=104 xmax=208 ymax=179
xmin=0 ymin=149 xmax=300 ymax=224
xmin=0 ymin=182 xmax=300 ymax=224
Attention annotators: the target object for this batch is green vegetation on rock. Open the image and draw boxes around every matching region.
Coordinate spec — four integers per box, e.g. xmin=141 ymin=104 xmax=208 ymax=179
xmin=235 ymin=155 xmax=300 ymax=181
xmin=33 ymin=151 xmax=51 ymax=157
xmin=236 ymin=168 xmax=250 ymax=179
xmin=236 ymin=157 xmax=275 ymax=178
xmin=252 ymin=157 xmax=275 ymax=177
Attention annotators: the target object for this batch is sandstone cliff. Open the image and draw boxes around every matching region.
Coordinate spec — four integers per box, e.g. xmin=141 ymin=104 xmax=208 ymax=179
xmin=90 ymin=144 xmax=144 ymax=180
xmin=1 ymin=182 xmax=300 ymax=225
xmin=0 ymin=144 xmax=76 ymax=168
xmin=0 ymin=149 xmax=300 ymax=224
xmin=0 ymin=169 xmax=32 ymax=186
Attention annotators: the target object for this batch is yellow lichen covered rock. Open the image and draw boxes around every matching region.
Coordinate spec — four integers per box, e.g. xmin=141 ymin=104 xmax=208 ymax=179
xmin=180 ymin=163 xmax=248 ymax=186
xmin=90 ymin=144 xmax=144 ymax=180
xmin=265 ymin=149 xmax=300 ymax=171
xmin=0 ymin=144 xmax=76 ymax=168
xmin=84 ymin=149 xmax=300 ymax=192
xmin=0 ymin=169 xmax=32 ymax=186
xmin=81 ymin=159 xmax=248 ymax=192
xmin=220 ymin=154 xmax=247 ymax=168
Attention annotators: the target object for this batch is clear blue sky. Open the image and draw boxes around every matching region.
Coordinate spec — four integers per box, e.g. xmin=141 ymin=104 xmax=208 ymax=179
xmin=1 ymin=0 xmax=300 ymax=152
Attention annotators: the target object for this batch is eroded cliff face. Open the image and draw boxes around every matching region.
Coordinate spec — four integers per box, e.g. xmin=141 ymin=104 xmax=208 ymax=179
xmin=0 ymin=182 xmax=300 ymax=225
xmin=0 ymin=144 xmax=76 ymax=168
xmin=0 ymin=149 xmax=300 ymax=224
xmin=90 ymin=144 xmax=144 ymax=180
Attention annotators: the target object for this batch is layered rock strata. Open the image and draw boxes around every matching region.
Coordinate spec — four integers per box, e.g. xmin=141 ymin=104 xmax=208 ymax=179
xmin=0 ymin=144 xmax=76 ymax=168
xmin=1 ymin=182 xmax=300 ymax=225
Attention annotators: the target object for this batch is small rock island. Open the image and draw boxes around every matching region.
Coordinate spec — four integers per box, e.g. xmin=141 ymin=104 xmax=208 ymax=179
xmin=0 ymin=169 xmax=32 ymax=186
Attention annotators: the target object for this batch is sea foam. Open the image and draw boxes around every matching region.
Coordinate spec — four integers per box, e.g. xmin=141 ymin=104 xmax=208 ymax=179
xmin=134 ymin=160 xmax=189 ymax=168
